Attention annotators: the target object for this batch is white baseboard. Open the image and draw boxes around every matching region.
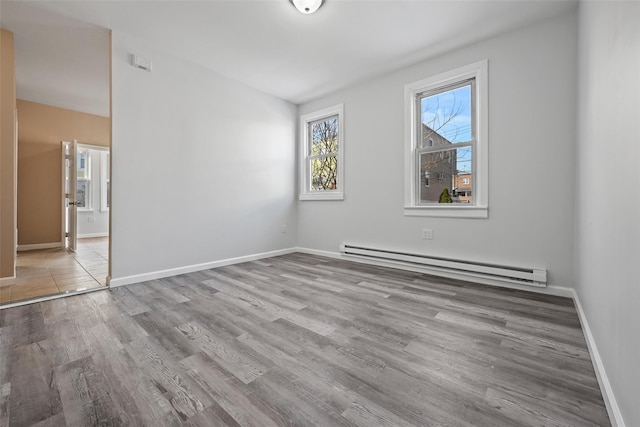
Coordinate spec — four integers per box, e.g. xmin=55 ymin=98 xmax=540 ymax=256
xmin=295 ymin=247 xmax=573 ymax=297
xmin=572 ymin=290 xmax=625 ymax=427
xmin=108 ymin=247 xmax=297 ymax=288
xmin=78 ymin=233 xmax=109 ymax=239
xmin=0 ymin=275 xmax=16 ymax=285
xmin=17 ymin=241 xmax=64 ymax=252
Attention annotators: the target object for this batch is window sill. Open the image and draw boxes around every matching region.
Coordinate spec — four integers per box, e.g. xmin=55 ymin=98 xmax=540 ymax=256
xmin=300 ymin=192 xmax=344 ymax=201
xmin=404 ymin=205 xmax=488 ymax=218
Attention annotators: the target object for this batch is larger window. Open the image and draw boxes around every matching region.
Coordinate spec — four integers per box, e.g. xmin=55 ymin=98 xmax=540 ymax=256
xmin=299 ymin=104 xmax=344 ymax=200
xmin=404 ymin=60 xmax=488 ymax=218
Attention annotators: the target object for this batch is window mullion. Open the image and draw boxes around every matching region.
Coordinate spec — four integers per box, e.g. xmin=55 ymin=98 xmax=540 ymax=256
xmin=415 ymin=141 xmax=473 ymax=156
xmin=308 ymin=152 xmax=337 ymax=161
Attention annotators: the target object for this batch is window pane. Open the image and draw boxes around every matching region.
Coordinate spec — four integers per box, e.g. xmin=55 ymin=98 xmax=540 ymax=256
xmin=418 ymin=147 xmax=472 ymax=204
xmin=420 ymin=83 xmax=472 ymax=147
xmin=310 ymin=156 xmax=337 ymax=191
xmin=77 ymin=180 xmax=88 ymax=208
xmin=310 ymin=115 xmax=339 ymax=156
xmin=77 ymin=149 xmax=89 ymax=179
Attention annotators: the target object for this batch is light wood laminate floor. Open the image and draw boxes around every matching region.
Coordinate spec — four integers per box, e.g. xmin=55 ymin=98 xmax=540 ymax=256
xmin=0 ymin=253 xmax=610 ymax=426
xmin=0 ymin=237 xmax=108 ymax=305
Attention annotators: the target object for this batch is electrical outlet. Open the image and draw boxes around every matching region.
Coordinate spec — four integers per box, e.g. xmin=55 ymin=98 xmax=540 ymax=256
xmin=281 ymin=224 xmax=287 ymax=234
xmin=422 ymin=228 xmax=433 ymax=240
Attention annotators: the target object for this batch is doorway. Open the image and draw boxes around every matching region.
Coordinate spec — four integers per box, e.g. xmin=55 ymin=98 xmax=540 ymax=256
xmin=0 ymin=4 xmax=111 ymax=307
xmin=63 ymin=143 xmax=110 ymax=251
xmin=0 ymin=142 xmax=110 ymax=305
xmin=63 ymin=141 xmax=110 ymax=285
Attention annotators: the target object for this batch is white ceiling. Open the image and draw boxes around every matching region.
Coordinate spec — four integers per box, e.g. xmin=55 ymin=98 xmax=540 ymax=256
xmin=0 ymin=1 xmax=110 ymax=116
xmin=1 ymin=0 xmax=577 ymax=116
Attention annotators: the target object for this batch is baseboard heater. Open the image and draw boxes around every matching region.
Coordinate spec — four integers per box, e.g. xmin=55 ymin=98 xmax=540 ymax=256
xmin=339 ymin=244 xmax=547 ymax=287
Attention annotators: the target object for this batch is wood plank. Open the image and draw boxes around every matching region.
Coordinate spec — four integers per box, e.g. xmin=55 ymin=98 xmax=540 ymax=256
xmin=84 ymin=322 xmax=182 ymax=426
xmin=8 ymin=342 xmax=63 ymax=426
xmin=176 ymin=321 xmax=270 ymax=385
xmin=55 ymin=356 xmax=131 ymax=426
xmin=180 ymin=352 xmax=285 ymax=427
xmin=342 ymin=395 xmax=418 ymax=427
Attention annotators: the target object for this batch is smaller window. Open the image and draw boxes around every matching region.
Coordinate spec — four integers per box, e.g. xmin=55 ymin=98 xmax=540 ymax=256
xmin=299 ymin=104 xmax=344 ymax=201
xmin=462 ymin=177 xmax=469 ymax=185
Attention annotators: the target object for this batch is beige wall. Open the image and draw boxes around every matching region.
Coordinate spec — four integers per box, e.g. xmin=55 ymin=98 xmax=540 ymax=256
xmin=0 ymin=29 xmax=17 ymax=279
xmin=17 ymin=100 xmax=109 ymax=246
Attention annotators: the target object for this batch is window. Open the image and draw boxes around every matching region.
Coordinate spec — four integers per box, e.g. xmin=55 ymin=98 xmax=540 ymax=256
xmin=100 ymin=151 xmax=110 ymax=211
xmin=299 ymin=104 xmax=344 ymax=200
xmin=76 ymin=148 xmax=91 ymax=210
xmin=404 ymin=60 xmax=488 ymax=218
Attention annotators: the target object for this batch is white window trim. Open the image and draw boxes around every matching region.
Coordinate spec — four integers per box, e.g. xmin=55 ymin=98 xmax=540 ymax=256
xmin=299 ymin=104 xmax=344 ymax=201
xmin=404 ymin=60 xmax=488 ymax=218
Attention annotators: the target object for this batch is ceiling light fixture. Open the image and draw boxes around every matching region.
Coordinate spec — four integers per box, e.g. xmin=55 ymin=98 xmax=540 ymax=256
xmin=290 ymin=0 xmax=323 ymax=14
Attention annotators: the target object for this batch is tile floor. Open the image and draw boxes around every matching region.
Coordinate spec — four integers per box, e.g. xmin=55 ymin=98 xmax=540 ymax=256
xmin=0 ymin=237 xmax=108 ymax=305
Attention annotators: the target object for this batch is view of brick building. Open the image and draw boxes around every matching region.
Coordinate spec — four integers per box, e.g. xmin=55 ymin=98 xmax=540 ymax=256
xmin=419 ymin=124 xmax=457 ymax=203
xmin=418 ymin=124 xmax=472 ymax=204
xmin=452 ymin=172 xmax=472 ymax=203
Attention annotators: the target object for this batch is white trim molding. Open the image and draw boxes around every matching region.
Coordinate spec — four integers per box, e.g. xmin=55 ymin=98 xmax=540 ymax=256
xmin=572 ymin=290 xmax=625 ymax=427
xmin=78 ymin=232 xmax=109 ymax=239
xmin=17 ymin=241 xmax=64 ymax=252
xmin=0 ymin=286 xmax=104 ymax=310
xmin=109 ymin=247 xmax=297 ymax=288
xmin=0 ymin=275 xmax=16 ymax=286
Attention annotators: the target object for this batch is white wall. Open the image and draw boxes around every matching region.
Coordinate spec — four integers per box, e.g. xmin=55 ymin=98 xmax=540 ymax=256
xmin=298 ymin=11 xmax=578 ymax=288
xmin=576 ymin=2 xmax=640 ymax=426
xmin=111 ymin=32 xmax=298 ymax=279
xmin=77 ymin=147 xmax=109 ymax=238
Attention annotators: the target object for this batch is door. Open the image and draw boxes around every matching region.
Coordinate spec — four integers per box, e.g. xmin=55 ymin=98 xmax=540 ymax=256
xmin=62 ymin=140 xmax=78 ymax=251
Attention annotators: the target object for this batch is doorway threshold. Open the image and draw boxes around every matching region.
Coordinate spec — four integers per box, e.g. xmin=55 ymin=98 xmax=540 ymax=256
xmin=0 ymin=286 xmax=107 ymax=310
